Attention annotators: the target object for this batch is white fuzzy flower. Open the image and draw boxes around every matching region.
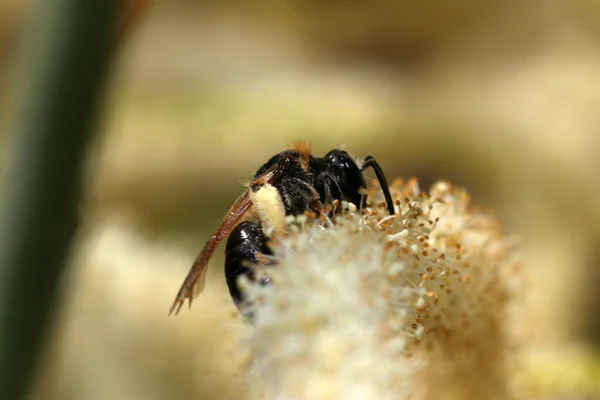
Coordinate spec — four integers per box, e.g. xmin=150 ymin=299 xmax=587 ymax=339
xmin=238 ymin=178 xmax=521 ymax=400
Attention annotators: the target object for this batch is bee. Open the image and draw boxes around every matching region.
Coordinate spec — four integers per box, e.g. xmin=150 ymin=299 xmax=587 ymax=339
xmin=169 ymin=142 xmax=395 ymax=315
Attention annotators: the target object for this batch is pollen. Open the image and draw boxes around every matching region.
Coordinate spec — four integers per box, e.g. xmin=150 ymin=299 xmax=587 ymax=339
xmin=239 ymin=178 xmax=521 ymax=400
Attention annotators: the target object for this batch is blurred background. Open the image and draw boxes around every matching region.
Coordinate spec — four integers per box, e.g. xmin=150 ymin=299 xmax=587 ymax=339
xmin=1 ymin=0 xmax=600 ymax=399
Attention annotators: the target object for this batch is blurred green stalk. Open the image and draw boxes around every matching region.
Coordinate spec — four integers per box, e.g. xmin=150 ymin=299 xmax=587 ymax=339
xmin=0 ymin=1 xmax=117 ymax=399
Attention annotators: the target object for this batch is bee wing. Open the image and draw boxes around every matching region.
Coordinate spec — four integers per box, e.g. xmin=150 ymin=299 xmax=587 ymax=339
xmin=169 ymin=189 xmax=252 ymax=315
xmin=169 ymin=162 xmax=284 ymax=315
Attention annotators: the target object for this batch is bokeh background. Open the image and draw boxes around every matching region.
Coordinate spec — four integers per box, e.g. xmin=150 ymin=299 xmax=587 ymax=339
xmin=2 ymin=1 xmax=600 ymax=399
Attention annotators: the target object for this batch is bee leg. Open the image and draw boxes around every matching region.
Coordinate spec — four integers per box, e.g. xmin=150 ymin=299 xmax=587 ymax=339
xmin=360 ymin=156 xmax=395 ymax=215
xmin=224 ymin=220 xmax=274 ymax=310
xmin=279 ymin=176 xmax=324 ymax=217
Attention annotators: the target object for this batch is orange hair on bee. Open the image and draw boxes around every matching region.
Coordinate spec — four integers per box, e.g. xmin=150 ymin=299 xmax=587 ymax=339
xmin=290 ymin=141 xmax=312 ymax=160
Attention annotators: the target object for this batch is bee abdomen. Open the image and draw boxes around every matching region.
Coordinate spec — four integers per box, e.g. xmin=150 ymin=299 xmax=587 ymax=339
xmin=224 ymin=220 xmax=274 ymax=306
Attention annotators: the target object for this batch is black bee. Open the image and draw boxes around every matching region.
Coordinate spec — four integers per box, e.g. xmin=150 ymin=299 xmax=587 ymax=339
xmin=169 ymin=142 xmax=395 ymax=315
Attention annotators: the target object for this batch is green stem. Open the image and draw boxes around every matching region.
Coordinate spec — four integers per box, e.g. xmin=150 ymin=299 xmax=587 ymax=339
xmin=0 ymin=1 xmax=118 ymax=398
